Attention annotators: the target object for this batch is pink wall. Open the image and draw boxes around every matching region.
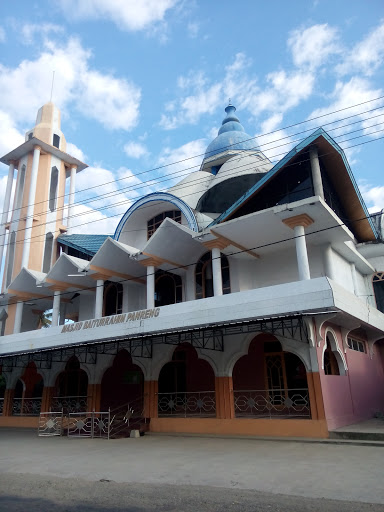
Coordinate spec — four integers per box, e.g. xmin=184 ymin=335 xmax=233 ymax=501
xmin=317 ymin=323 xmax=384 ymax=430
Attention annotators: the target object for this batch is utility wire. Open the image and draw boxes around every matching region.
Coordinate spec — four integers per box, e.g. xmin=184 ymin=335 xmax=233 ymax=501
xmin=0 ymin=206 xmax=382 ymax=311
xmin=2 ymin=96 xmax=384 ymax=221
xmin=2 ymin=126 xmax=383 ymax=253
xmin=3 ymin=113 xmax=384 ymax=245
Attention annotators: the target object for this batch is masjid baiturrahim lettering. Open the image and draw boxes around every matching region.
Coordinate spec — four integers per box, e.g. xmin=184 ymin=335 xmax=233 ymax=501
xmin=0 ymin=101 xmax=383 ymax=439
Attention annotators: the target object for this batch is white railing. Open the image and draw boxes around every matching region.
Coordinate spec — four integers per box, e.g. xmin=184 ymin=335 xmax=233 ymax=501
xmin=51 ymin=396 xmax=89 ymax=414
xmin=67 ymin=411 xmax=111 ymax=439
xmin=157 ymin=391 xmax=216 ymax=417
xmin=233 ymin=388 xmax=310 ymax=419
xmin=12 ymin=397 xmax=42 ymax=416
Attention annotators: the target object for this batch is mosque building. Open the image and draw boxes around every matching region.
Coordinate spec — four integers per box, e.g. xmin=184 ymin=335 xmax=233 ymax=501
xmin=0 ymin=101 xmax=383 ymax=438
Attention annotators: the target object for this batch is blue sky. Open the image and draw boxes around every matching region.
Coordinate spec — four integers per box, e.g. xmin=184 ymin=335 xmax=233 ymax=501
xmin=0 ymin=0 xmax=384 ymax=234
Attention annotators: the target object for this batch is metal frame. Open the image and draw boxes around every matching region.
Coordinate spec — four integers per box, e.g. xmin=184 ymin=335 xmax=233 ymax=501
xmin=0 ymin=315 xmax=308 ymax=371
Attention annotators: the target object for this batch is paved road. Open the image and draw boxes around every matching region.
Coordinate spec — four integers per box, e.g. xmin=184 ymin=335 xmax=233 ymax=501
xmin=0 ymin=430 xmax=383 ymax=511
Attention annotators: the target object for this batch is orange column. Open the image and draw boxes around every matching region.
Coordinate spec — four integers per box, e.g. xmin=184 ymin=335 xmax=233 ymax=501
xmin=2 ymin=389 xmax=15 ymax=416
xmin=87 ymin=384 xmax=101 ymax=411
xmin=215 ymin=376 xmax=234 ymax=419
xmin=143 ymin=380 xmax=158 ymax=418
xmin=40 ymin=387 xmax=55 ymax=412
xmin=307 ymin=372 xmax=325 ymax=420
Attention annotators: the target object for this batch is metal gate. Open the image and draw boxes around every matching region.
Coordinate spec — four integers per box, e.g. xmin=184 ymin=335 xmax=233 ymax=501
xmin=67 ymin=411 xmax=111 ymax=439
xmin=38 ymin=411 xmax=63 ymax=436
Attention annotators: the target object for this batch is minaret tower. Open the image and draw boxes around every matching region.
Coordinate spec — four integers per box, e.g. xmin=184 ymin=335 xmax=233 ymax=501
xmin=0 ymin=102 xmax=87 ymax=330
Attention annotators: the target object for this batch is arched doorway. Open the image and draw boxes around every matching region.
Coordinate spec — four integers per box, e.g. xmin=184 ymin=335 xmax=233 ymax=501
xmin=232 ymin=334 xmax=309 ymax=418
xmin=104 ymin=281 xmax=123 ymax=317
xmin=155 ymin=270 xmax=182 ymax=307
xmin=12 ymin=362 xmax=44 ymax=416
xmin=158 ymin=344 xmax=216 ymax=417
xmin=54 ymin=357 xmax=88 ymax=413
xmin=101 ymin=350 xmax=144 ymax=411
xmin=195 ymin=252 xmax=230 ymax=299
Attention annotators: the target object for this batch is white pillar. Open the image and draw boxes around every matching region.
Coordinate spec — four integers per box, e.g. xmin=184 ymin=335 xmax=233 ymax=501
xmin=14 ymin=300 xmax=23 ymax=334
xmin=51 ymin=290 xmax=61 ymax=327
xmin=309 ymin=146 xmax=324 ymax=200
xmin=147 ymin=266 xmax=155 ymax=309
xmin=211 ymin=247 xmax=223 ymax=296
xmin=294 ymin=225 xmax=311 ymax=281
xmin=95 ymin=279 xmax=104 ymax=318
xmin=21 ymin=146 xmax=41 ymax=269
xmin=324 ymin=244 xmax=335 ymax=281
xmin=0 ymin=161 xmax=16 ymax=276
xmin=67 ymin=165 xmax=77 ymax=234
xmin=59 ymin=302 xmax=66 ymax=325
xmin=350 ymin=263 xmax=359 ymax=296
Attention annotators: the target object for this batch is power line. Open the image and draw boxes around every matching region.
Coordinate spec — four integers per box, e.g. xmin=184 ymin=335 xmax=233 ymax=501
xmin=2 ymin=125 xmax=383 ymax=253
xmin=0 ymin=208 xmax=381 ymax=311
xmin=3 ymin=96 xmax=384 ymax=222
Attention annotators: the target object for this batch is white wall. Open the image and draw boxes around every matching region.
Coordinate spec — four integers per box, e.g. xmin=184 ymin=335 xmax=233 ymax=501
xmin=78 ymin=293 xmax=96 ymax=321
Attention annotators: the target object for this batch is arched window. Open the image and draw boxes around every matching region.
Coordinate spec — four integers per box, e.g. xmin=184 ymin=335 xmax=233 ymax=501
xmin=6 ymin=231 xmax=16 ymax=287
xmin=53 ymin=134 xmax=60 ymax=148
xmin=15 ymin=165 xmax=26 ymax=210
xmin=373 ymin=272 xmax=384 ymax=313
xmin=323 ymin=337 xmax=340 ymax=375
xmin=42 ymin=232 xmax=54 ymax=273
xmin=155 ymin=270 xmax=182 ymax=307
xmin=147 ymin=210 xmax=181 ymax=239
xmin=195 ymin=252 xmax=230 ymax=299
xmin=49 ymin=166 xmax=59 ymax=212
xmin=56 ymin=357 xmax=88 ymax=397
xmin=103 ymin=281 xmax=123 ymax=317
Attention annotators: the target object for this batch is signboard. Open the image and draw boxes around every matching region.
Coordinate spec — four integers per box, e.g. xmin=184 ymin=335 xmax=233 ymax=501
xmin=61 ymin=307 xmax=160 ymax=333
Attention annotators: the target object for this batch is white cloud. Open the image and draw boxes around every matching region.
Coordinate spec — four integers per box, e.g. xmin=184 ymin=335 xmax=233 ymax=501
xmin=66 ymin=142 xmax=87 ymax=162
xmin=77 ymin=70 xmax=141 ymax=130
xmin=307 ymin=77 xmax=384 ymax=140
xmin=359 ymin=182 xmax=384 ymax=213
xmin=337 ymin=20 xmax=384 ymax=76
xmin=69 ymin=203 xmax=118 ymax=235
xmin=123 ymin=141 xmax=148 ymax=159
xmin=75 ymin=166 xmax=139 ymax=214
xmin=0 ymin=27 xmax=5 ymax=43
xmin=20 ymin=23 xmax=63 ymax=44
xmin=58 ymin=0 xmax=178 ymax=31
xmin=0 ymin=111 xmax=24 ymax=163
xmin=288 ymin=24 xmax=340 ymax=70
xmin=0 ymin=36 xmax=141 ymax=149
xmin=157 ymin=138 xmax=206 ymax=187
xmin=187 ymin=22 xmax=199 ymax=38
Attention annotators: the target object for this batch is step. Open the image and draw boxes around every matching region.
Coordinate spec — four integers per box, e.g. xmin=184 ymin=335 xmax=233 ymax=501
xmin=329 ymin=430 xmax=384 ymax=442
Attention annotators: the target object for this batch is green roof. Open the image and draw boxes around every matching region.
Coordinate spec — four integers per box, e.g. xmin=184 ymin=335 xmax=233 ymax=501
xmin=57 ymin=234 xmax=109 ymax=257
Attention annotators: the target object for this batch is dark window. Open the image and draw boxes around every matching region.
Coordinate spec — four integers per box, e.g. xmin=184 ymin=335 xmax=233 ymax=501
xmin=49 ymin=166 xmax=59 ymax=212
xmin=42 ymin=232 xmax=54 ymax=273
xmin=6 ymin=231 xmax=16 ymax=287
xmin=228 ymin=156 xmax=314 ymax=219
xmin=155 ymin=270 xmax=182 ymax=307
xmin=321 ymin=164 xmax=352 ymax=231
xmin=373 ymin=273 xmax=384 ymax=313
xmin=28 ymin=132 xmax=33 ymax=140
xmin=53 ymin=134 xmax=60 ymax=148
xmin=147 ymin=210 xmax=181 ymax=239
xmin=104 ymin=281 xmax=123 ymax=316
xmin=347 ymin=337 xmax=366 ymax=353
xmin=195 ymin=252 xmax=230 ymax=299
xmin=15 ymin=165 xmax=26 ymax=210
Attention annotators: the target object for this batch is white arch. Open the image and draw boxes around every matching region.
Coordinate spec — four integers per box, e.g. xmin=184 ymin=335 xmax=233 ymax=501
xmin=321 ymin=327 xmax=347 ymax=375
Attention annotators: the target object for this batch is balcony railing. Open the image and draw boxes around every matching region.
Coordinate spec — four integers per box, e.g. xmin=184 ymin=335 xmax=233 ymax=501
xmin=0 ymin=398 xmax=3 ymax=415
xmin=157 ymin=391 xmax=216 ymax=417
xmin=51 ymin=396 xmax=89 ymax=414
xmin=12 ymin=397 xmax=42 ymax=416
xmin=234 ymin=389 xmax=310 ymax=419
